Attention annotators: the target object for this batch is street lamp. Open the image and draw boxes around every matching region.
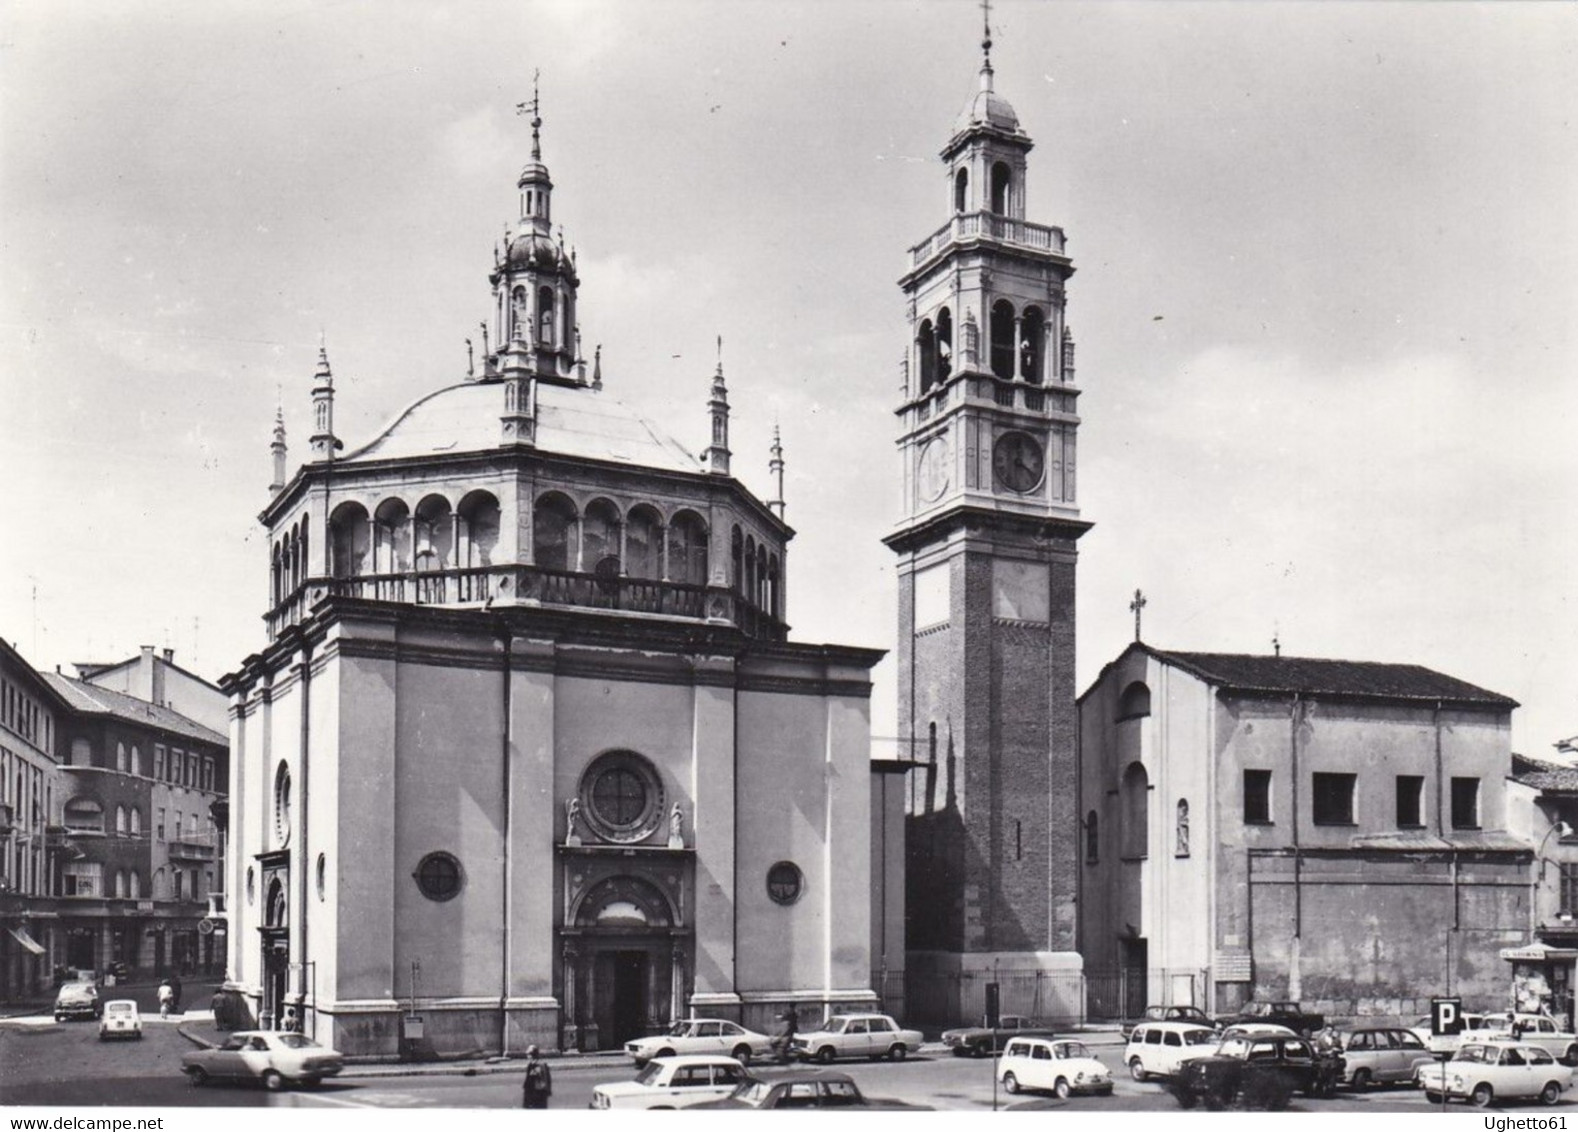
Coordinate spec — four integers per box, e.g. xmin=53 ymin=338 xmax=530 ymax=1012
xmin=1530 ymin=821 xmax=1575 ymax=939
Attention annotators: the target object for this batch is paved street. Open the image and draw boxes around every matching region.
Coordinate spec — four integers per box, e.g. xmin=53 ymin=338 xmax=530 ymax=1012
xmin=9 ymin=1019 xmax=1578 ymax=1112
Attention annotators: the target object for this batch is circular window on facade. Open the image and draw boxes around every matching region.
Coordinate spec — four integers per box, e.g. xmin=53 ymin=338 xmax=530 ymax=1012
xmin=413 ymin=851 xmax=463 ymax=902
xmin=273 ymin=762 xmax=292 ymax=848
xmin=767 ymin=861 xmax=804 ymax=906
xmin=579 ymin=750 xmax=665 ymax=843
xmin=316 ymin=853 xmax=327 ymax=902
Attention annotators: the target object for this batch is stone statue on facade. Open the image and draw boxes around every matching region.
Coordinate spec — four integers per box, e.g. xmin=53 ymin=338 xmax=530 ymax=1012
xmin=668 ymin=802 xmax=684 ymax=849
xmin=565 ymin=797 xmax=582 ymax=847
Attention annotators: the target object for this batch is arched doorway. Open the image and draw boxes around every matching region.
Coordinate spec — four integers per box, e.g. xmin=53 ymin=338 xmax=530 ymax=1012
xmin=563 ymin=875 xmax=687 ymax=1051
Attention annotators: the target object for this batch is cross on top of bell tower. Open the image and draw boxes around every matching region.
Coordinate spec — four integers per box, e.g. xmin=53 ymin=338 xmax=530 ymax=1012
xmin=1130 ymin=588 xmax=1147 ymax=642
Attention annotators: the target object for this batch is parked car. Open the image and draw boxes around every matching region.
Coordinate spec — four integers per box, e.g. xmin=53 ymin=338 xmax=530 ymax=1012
xmin=181 ymin=1030 xmax=346 ymax=1090
xmin=1336 ymin=1026 xmax=1434 ymax=1088
xmin=1124 ymin=1021 xmax=1218 ymax=1080
xmin=1169 ymin=1031 xmax=1318 ymax=1110
xmin=1217 ymin=1000 xmax=1325 ymax=1035
xmin=1417 ymin=1040 xmax=1572 ymax=1107
xmin=623 ymin=1018 xmax=775 ymax=1065
xmin=692 ymin=1070 xmax=930 ymax=1110
xmin=98 ymin=1000 xmax=143 ymax=1041
xmin=1125 ymin=1004 xmax=1216 ymax=1037
xmin=998 ymin=1037 xmax=1114 ymax=1098
xmin=1477 ymin=1013 xmax=1578 ymax=1065
xmin=590 ymin=1055 xmax=753 ymax=1109
xmin=942 ymin=1013 xmax=1057 ymax=1057
xmin=790 ymin=1012 xmax=925 ymax=1063
xmin=1408 ymin=1011 xmax=1490 ymax=1055
xmin=53 ymin=981 xmax=102 ymax=1022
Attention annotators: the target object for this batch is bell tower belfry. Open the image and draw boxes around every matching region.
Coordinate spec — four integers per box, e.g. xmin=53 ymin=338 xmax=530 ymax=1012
xmin=885 ymin=12 xmax=1090 ymax=1002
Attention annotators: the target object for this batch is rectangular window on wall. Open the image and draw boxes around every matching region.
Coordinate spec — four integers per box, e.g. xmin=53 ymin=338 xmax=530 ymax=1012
xmin=1451 ymin=777 xmax=1481 ymax=829
xmin=154 ymin=745 xmax=165 ymax=779
xmin=1244 ymin=770 xmax=1273 ymax=825
xmin=157 ymin=809 xmax=166 ymax=841
xmin=170 ymin=749 xmax=182 ymax=783
xmin=1561 ymin=863 xmax=1578 ymax=917
xmin=1312 ymin=773 xmax=1357 ymax=825
xmin=174 ymin=871 xmax=183 ymax=900
xmin=1396 ymin=775 xmax=1425 ymax=828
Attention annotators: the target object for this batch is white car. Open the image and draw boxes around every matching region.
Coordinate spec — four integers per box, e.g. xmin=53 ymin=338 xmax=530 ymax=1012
xmin=589 ymin=1055 xmax=754 ymax=1109
xmin=1417 ymin=1040 xmax=1572 ymax=1107
xmin=1125 ymin=1021 xmax=1218 ymax=1080
xmin=998 ymin=1037 xmax=1114 ymax=1099
xmin=624 ymin=1018 xmax=774 ymax=1065
xmin=790 ymin=1012 xmax=925 ymax=1063
xmin=1408 ymin=1012 xmax=1490 ymax=1056
xmin=181 ymin=1030 xmax=346 ymax=1090
xmin=98 ymin=1000 xmax=142 ymax=1041
xmin=1477 ymin=1013 xmax=1578 ymax=1064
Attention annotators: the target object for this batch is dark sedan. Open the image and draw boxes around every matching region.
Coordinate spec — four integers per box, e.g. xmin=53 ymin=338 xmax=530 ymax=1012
xmin=941 ymin=1014 xmax=1057 ymax=1057
xmin=1169 ymin=1032 xmax=1319 ymax=1111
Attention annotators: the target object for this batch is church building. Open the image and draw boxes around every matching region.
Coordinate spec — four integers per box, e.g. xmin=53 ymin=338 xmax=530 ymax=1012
xmin=220 ymin=89 xmax=895 ymax=1058
xmin=889 ymin=25 xmax=1089 ymax=1024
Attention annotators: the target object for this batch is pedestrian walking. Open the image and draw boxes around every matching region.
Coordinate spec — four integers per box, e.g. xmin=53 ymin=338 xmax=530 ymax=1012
xmin=157 ymin=979 xmax=174 ymax=1020
xmin=520 ymin=1045 xmax=552 ymax=1109
xmin=169 ymin=974 xmax=183 ymax=1014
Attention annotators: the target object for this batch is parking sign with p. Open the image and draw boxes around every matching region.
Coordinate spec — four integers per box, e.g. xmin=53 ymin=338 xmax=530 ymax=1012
xmin=1432 ymin=996 xmax=1463 ymax=1037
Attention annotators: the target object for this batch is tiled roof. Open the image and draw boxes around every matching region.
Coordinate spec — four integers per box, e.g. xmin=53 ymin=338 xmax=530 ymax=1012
xmin=1512 ymin=752 xmax=1578 ymax=794
xmin=42 ymin=674 xmax=226 ymax=747
xmin=1151 ymin=649 xmax=1519 ymax=709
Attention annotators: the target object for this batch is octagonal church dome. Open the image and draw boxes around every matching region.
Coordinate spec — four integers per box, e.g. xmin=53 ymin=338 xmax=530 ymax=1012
xmin=344 ymin=380 xmax=702 ymax=474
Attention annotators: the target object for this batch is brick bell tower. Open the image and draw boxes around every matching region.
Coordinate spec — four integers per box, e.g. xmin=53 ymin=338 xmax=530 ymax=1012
xmin=885 ymin=13 xmax=1090 ymax=1009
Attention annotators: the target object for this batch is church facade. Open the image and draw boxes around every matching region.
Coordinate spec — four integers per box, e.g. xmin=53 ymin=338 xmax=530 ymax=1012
xmin=220 ymin=95 xmax=893 ymax=1057
xmin=888 ymin=32 xmax=1089 ymax=1023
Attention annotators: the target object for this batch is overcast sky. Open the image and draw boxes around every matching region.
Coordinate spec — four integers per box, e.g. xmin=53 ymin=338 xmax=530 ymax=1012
xmin=2 ymin=0 xmax=1573 ymax=757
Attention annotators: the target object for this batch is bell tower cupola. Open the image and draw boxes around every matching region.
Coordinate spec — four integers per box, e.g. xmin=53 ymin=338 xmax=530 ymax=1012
xmin=488 ymin=71 xmax=582 ymax=388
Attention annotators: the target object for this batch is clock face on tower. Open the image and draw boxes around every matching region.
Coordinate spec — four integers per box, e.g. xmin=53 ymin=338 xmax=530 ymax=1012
xmin=993 ymin=431 xmax=1045 ymax=493
xmin=917 ymin=437 xmax=949 ymax=503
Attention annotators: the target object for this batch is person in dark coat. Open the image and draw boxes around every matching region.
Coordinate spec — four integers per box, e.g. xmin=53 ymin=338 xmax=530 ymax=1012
xmin=520 ymin=1045 xmax=552 ymax=1109
xmin=169 ymin=974 xmax=183 ymax=1014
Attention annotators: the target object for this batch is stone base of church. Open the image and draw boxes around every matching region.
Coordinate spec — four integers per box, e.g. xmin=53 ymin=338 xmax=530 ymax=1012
xmin=906 ymin=950 xmax=1085 ymax=1028
xmin=234 ymin=990 xmax=564 ymax=1059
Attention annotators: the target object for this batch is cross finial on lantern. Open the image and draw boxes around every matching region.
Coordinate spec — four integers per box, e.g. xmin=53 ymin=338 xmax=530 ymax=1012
xmin=1130 ymin=588 xmax=1147 ymax=642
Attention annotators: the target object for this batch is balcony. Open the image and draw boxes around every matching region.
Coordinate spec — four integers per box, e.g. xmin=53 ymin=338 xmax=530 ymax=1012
xmin=168 ymin=837 xmax=218 ymax=863
xmin=908 ymin=210 xmax=1068 ymax=270
xmin=267 ymin=565 xmax=789 ymax=643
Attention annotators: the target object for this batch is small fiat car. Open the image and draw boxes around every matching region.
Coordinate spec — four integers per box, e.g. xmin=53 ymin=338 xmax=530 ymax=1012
xmin=790 ymin=1012 xmax=925 ymax=1063
xmin=98 ymin=1000 xmax=143 ymax=1040
xmin=1417 ymin=1040 xmax=1573 ymax=1107
xmin=590 ymin=1055 xmax=753 ymax=1109
xmin=998 ymin=1037 xmax=1114 ymax=1098
xmin=1125 ymin=1021 xmax=1218 ymax=1080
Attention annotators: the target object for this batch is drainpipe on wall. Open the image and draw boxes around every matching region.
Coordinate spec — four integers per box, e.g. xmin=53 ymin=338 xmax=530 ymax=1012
xmin=297 ymin=643 xmax=312 ymax=1012
xmin=1289 ymin=693 xmax=1302 ymax=1002
xmin=498 ymin=624 xmax=513 ymax=1057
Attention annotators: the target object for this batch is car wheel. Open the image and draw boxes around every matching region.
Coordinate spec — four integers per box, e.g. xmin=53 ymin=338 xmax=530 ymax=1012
xmin=1352 ymin=1069 xmax=1372 ymax=1090
xmin=1171 ymin=1088 xmax=1199 ymax=1110
xmin=1469 ymin=1083 xmax=1494 ymax=1108
xmin=816 ymin=1045 xmax=835 ymax=1065
xmin=888 ymin=1043 xmax=908 ymax=1062
xmin=655 ymin=1047 xmax=675 ymax=1060
xmin=1129 ymin=1058 xmax=1148 ymax=1082
xmin=261 ymin=1070 xmax=286 ymax=1092
xmin=1002 ymin=1072 xmax=1020 ymax=1095
xmin=53 ymin=1013 xmax=63 ymax=1023
xmin=1054 ymin=1078 xmax=1072 ymax=1100
xmin=731 ymin=1044 xmax=752 ymax=1064
xmin=1541 ymin=1082 xmax=1563 ymax=1106
xmin=187 ymin=1067 xmax=209 ymax=1088
xmin=1424 ymin=1091 xmax=1443 ymax=1104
